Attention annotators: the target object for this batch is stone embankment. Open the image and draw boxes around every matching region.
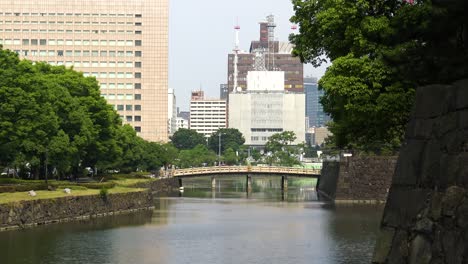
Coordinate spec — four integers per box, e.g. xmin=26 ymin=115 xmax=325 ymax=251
xmin=0 ymin=178 xmax=179 ymax=231
xmin=319 ymin=156 xmax=397 ymax=203
xmin=373 ymin=80 xmax=468 ymax=263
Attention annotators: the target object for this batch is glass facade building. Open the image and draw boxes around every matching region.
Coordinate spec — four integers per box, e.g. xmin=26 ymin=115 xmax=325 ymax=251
xmin=304 ymin=77 xmax=330 ymax=128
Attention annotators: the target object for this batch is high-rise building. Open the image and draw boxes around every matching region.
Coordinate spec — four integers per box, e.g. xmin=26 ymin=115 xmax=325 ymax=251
xmin=220 ymin=84 xmax=228 ymax=100
xmin=168 ymin=88 xmax=177 ymax=136
xmin=229 ymin=71 xmax=305 ymax=146
xmin=189 ymin=90 xmax=227 ymax=138
xmin=176 ymin=108 xmax=189 ymax=131
xmin=0 ymin=0 xmax=169 ymax=142
xmin=227 ymin=15 xmax=303 ymax=93
xmin=304 ymin=77 xmax=331 ymax=128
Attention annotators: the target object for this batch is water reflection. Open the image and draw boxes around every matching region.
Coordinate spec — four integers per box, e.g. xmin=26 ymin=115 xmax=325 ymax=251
xmin=0 ymin=176 xmax=383 ymax=264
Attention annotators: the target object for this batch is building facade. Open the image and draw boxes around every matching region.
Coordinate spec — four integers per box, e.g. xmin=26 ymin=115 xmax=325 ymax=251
xmin=0 ymin=0 xmax=169 ymax=142
xmin=189 ymin=91 xmax=227 ymax=138
xmin=219 ymin=83 xmax=228 ymax=100
xmin=227 ymin=15 xmax=303 ymax=93
xmin=229 ymin=71 xmax=305 ymax=146
xmin=168 ymin=88 xmax=176 ymax=136
xmin=304 ymin=77 xmax=331 ymax=128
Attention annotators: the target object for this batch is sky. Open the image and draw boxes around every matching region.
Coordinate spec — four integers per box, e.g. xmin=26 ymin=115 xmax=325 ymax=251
xmin=169 ymin=0 xmax=329 ymax=111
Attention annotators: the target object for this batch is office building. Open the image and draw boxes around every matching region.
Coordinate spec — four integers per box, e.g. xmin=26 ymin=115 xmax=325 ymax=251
xmin=0 ymin=0 xmax=169 ymax=141
xmin=168 ymin=88 xmax=176 ymax=136
xmin=305 ymin=77 xmax=331 ymax=128
xmin=229 ymin=71 xmax=305 ymax=146
xmin=227 ymin=15 xmax=303 ymax=93
xmin=220 ymin=84 xmax=228 ymax=100
xmin=189 ymin=90 xmax=227 ymax=137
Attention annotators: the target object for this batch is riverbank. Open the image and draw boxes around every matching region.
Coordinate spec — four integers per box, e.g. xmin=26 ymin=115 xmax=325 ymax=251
xmin=0 ymin=178 xmax=180 ymax=231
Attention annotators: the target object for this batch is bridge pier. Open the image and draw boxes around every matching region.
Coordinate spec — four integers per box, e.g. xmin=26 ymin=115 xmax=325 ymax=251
xmin=178 ymin=178 xmax=183 ymax=189
xmin=211 ymin=176 xmax=216 ymax=190
xmin=281 ymin=176 xmax=288 ymax=192
xmin=246 ymin=175 xmax=252 ymax=193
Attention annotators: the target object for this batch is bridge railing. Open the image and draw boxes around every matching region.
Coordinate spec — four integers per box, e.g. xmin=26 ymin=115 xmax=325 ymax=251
xmin=172 ymin=166 xmax=320 ymax=177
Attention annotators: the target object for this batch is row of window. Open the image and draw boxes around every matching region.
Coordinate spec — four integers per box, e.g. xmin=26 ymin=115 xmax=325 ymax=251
xmin=120 ymin=116 xmax=142 ymax=122
xmin=14 ymin=50 xmax=142 ymax=58
xmin=0 ymin=29 xmax=139 ymax=34
xmin=0 ymin=21 xmax=142 ymax=26
xmin=114 ymin=105 xmax=142 ymax=111
xmin=100 ymin=83 xmax=139 ymax=90
xmin=1 ymin=12 xmax=142 ymax=18
xmin=102 ymin=94 xmax=141 ymax=100
xmin=2 ymin=39 xmax=141 ymax=46
xmin=83 ymin=72 xmax=141 ymax=78
xmin=251 ymin=136 xmax=269 ymax=141
xmin=251 ymin=128 xmax=283 ymax=132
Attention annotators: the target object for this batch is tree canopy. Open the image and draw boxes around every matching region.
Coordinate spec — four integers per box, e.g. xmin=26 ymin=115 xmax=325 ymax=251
xmin=207 ymin=128 xmax=245 ymax=154
xmin=170 ymin=128 xmax=206 ymax=150
xmin=0 ymin=47 xmax=175 ymax=178
xmin=290 ymin=0 xmax=468 ymax=152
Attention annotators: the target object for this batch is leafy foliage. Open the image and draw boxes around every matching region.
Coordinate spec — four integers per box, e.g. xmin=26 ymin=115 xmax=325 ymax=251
xmin=170 ymin=128 xmax=206 ymax=150
xmin=265 ymin=131 xmax=301 ymax=166
xmin=207 ymin=128 xmax=245 ymax=154
xmin=289 ymin=0 xmax=468 ymax=151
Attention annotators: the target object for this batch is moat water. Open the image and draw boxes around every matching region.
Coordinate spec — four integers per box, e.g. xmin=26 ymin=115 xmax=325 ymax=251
xmin=0 ymin=177 xmax=383 ymax=264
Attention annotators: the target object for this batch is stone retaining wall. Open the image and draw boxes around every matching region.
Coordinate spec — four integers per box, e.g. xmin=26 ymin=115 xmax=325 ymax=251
xmin=372 ymin=79 xmax=468 ymax=263
xmin=0 ymin=190 xmax=153 ymax=231
xmin=319 ymin=156 xmax=397 ymax=202
xmin=0 ymin=178 xmax=180 ymax=231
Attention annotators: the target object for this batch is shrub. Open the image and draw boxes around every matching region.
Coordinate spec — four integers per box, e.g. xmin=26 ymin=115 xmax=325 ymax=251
xmin=99 ymin=187 xmax=108 ymax=200
xmin=78 ymin=182 xmax=116 ymax=189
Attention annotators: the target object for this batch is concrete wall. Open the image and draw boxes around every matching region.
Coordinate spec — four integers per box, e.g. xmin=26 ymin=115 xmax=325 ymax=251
xmin=373 ymin=79 xmax=468 ymax=263
xmin=319 ymin=156 xmax=397 ymax=202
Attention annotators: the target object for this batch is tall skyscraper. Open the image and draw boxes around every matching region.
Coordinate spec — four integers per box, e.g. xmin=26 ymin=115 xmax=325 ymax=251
xmin=0 ymin=0 xmax=169 ymax=142
xmin=227 ymin=15 xmax=303 ymax=93
xmin=304 ymin=77 xmax=331 ymax=128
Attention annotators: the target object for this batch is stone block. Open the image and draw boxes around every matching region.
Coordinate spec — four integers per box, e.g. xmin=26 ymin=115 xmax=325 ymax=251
xmin=408 ymin=235 xmax=432 ymax=264
xmin=383 ymin=187 xmax=431 ymax=228
xmin=454 ymin=79 xmax=468 ymax=110
xmin=414 ymin=84 xmax=454 ymax=119
xmin=393 ymin=140 xmax=427 ymax=186
xmin=372 ymin=227 xmax=396 ymax=263
xmin=442 ymin=186 xmax=465 ymax=216
xmin=420 ymin=140 xmax=442 ymax=188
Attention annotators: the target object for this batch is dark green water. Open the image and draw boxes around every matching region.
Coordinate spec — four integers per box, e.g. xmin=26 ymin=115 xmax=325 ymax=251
xmin=0 ymin=177 xmax=383 ymax=264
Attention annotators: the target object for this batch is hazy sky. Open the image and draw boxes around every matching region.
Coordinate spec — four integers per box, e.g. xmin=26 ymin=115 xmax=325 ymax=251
xmin=169 ymin=0 xmax=329 ymax=111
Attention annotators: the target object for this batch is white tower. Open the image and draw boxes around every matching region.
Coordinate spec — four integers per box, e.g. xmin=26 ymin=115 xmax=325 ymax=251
xmin=233 ymin=24 xmax=241 ymax=93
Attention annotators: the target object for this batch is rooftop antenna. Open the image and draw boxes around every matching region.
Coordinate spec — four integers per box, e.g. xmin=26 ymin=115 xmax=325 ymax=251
xmin=266 ymin=14 xmax=276 ymax=71
xmin=233 ymin=19 xmax=241 ymax=93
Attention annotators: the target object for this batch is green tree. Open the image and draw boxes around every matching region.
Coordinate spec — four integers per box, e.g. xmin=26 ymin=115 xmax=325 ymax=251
xmin=223 ymin=148 xmax=238 ymax=165
xmin=264 ymin=131 xmax=301 ymax=167
xmin=176 ymin=144 xmax=217 ymax=168
xmin=290 ymin=0 xmax=468 ymax=151
xmin=170 ymin=128 xmax=206 ymax=150
xmin=207 ymin=128 xmax=245 ymax=154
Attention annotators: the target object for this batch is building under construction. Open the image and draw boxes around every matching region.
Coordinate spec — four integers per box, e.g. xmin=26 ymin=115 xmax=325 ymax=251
xmin=227 ymin=15 xmax=304 ymax=93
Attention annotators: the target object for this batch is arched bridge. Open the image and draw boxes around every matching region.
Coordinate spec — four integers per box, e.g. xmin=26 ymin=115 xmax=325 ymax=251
xmin=172 ymin=166 xmax=321 ymax=178
xmin=171 ymin=166 xmax=321 ymax=193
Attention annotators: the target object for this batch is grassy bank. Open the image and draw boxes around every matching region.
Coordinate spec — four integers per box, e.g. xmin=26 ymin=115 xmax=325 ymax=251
xmin=0 ymin=175 xmax=155 ymax=204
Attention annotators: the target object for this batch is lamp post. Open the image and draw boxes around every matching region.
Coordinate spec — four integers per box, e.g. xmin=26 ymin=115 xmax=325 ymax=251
xmin=218 ymin=133 xmax=222 ymax=166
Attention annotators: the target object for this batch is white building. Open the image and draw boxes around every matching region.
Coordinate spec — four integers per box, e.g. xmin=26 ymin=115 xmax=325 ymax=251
xmin=229 ymin=71 xmax=305 ymax=146
xmin=189 ymin=90 xmax=226 ymax=137
xmin=176 ymin=116 xmax=189 ymax=130
xmin=167 ymin=88 xmax=177 ymax=136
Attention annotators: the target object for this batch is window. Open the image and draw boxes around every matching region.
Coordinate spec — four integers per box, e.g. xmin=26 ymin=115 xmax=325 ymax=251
xmin=135 ymin=14 xmax=142 ymax=18
xmin=126 ymin=40 xmax=133 ymax=46
xmin=74 ymin=51 xmax=81 ymax=57
xmin=100 ymin=51 xmax=107 ymax=57
xmin=135 ymin=22 xmax=142 ymax=26
xmin=135 ymin=62 xmax=141 ymax=68
xmin=135 ymin=40 xmax=142 ymax=46
xmin=49 ymin=39 xmax=56 ymax=45
xmin=109 ymin=51 xmax=116 ymax=57
xmin=22 ymin=39 xmax=29 ymax=45
xmin=134 ymin=83 xmax=141 ymax=89
xmin=83 ymin=51 xmax=90 ymax=56
xmin=31 ymin=39 xmax=38 ymax=45
xmin=135 ymin=126 xmax=141 ymax=132
xmin=126 ymin=51 xmax=133 ymax=57
xmin=39 ymin=39 xmax=47 ymax=45
xmin=100 ymin=83 xmax=107 ymax=89
xmin=126 ymin=105 xmax=132 ymax=111
xmin=117 ymin=105 xmax=124 ymax=111
xmin=117 ymin=94 xmax=124 ymax=100
xmin=135 ymin=51 xmax=142 ymax=57
xmin=65 ymin=50 xmax=73 ymax=56
xmin=92 ymin=50 xmax=98 ymax=56
xmin=135 ymin=72 xmax=141 ymax=78
xmin=66 ymin=40 xmax=73 ymax=45
xmin=135 ymin=105 xmax=141 ymax=111
xmin=135 ymin=94 xmax=141 ymax=100
xmin=134 ymin=116 xmax=141 ymax=122
xmin=57 ymin=50 xmax=64 ymax=56
xmin=125 ymin=94 xmax=133 ymax=100
xmin=118 ymin=83 xmax=124 ymax=89
xmin=135 ymin=30 xmax=142 ymax=35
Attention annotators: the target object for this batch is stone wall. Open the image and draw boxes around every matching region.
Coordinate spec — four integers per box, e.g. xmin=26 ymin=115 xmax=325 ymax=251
xmin=319 ymin=156 xmax=397 ymax=202
xmin=134 ymin=177 xmax=179 ymax=194
xmin=373 ymin=80 xmax=468 ymax=263
xmin=0 ymin=190 xmax=153 ymax=231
